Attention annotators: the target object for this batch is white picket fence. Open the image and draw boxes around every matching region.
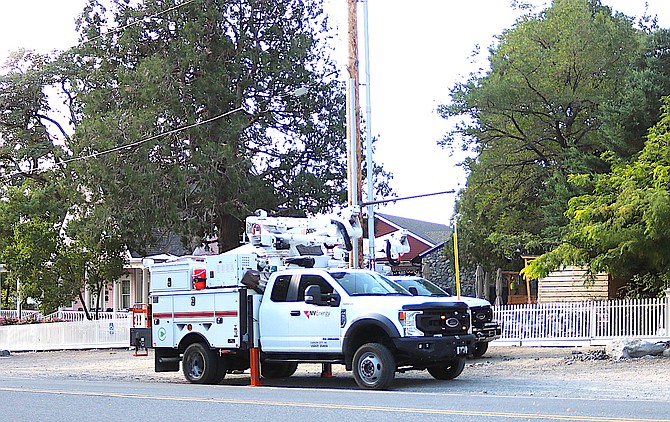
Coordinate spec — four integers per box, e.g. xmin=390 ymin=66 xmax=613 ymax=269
xmin=492 ymin=298 xmax=670 ymax=346
xmin=0 ymin=310 xmax=40 ymax=320
xmin=0 ymin=309 xmax=130 ymax=322
xmin=0 ymin=318 xmax=131 ymax=351
xmin=43 ymin=310 xmax=131 ymax=322
xmin=1 ymin=298 xmax=669 ymax=351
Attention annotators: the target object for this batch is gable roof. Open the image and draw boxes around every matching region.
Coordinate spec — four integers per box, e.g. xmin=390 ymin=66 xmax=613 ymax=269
xmin=375 ymin=213 xmax=451 ymax=246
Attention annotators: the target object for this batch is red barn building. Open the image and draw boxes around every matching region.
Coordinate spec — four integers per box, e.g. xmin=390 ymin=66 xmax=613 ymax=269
xmin=374 ymin=213 xmax=451 ymax=276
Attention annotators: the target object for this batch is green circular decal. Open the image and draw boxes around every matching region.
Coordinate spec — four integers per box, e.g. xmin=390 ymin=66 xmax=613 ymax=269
xmin=158 ymin=327 xmax=167 ymax=341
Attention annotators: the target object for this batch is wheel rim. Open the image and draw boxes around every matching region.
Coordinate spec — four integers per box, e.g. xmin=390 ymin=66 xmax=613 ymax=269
xmin=358 ymin=352 xmax=382 ymax=385
xmin=187 ymin=352 xmax=205 ymax=379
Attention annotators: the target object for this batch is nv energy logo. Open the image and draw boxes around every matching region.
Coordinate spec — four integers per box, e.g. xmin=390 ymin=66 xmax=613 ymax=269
xmin=303 ymin=310 xmax=331 ymax=319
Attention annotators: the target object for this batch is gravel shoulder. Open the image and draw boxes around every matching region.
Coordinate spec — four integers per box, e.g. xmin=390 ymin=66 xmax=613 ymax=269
xmin=1 ymin=345 xmax=668 ymax=398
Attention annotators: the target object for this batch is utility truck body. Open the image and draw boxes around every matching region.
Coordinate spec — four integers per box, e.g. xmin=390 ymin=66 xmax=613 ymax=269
xmin=132 ymin=210 xmax=475 ymax=389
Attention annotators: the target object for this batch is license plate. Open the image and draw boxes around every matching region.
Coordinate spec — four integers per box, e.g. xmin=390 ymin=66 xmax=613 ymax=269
xmin=456 ymin=345 xmax=468 ymax=355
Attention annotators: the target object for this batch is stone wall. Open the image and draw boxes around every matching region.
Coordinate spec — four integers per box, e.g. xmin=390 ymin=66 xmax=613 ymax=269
xmin=417 ymin=246 xmax=476 ymax=296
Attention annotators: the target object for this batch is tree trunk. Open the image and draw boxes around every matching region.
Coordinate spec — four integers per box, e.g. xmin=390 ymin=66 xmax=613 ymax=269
xmin=78 ymin=291 xmax=92 ymax=321
xmin=94 ymin=283 xmax=104 ymax=320
xmin=217 ymin=212 xmax=244 ymax=253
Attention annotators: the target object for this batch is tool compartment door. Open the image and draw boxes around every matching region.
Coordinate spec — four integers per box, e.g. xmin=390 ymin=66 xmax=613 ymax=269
xmin=151 ymin=294 xmax=175 ymax=347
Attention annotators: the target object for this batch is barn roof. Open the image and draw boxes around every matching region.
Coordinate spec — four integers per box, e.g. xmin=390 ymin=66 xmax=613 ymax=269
xmin=375 ymin=213 xmax=451 ymax=246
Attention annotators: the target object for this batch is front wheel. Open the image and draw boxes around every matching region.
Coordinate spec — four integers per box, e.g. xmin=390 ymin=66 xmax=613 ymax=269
xmin=183 ymin=343 xmax=218 ymax=384
xmin=471 ymin=342 xmax=489 ymax=358
xmin=427 ymin=357 xmax=466 ymax=380
xmin=352 ymin=343 xmax=396 ymax=390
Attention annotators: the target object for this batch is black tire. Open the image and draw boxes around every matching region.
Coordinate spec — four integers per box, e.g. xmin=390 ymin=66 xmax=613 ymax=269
xmin=427 ymin=357 xmax=466 ymax=380
xmin=212 ymin=354 xmax=228 ymax=384
xmin=182 ymin=343 xmax=218 ymax=384
xmin=352 ymin=343 xmax=396 ymax=390
xmin=471 ymin=342 xmax=489 ymax=358
xmin=261 ymin=362 xmax=298 ymax=379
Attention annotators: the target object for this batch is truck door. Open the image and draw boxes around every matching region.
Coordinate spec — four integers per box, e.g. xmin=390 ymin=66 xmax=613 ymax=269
xmin=258 ymin=274 xmax=293 ymax=352
xmin=288 ymin=274 xmax=342 ymax=353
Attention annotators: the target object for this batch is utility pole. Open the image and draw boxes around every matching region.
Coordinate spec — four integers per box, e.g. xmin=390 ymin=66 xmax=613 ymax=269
xmin=347 ymin=0 xmax=363 ymax=268
xmin=362 ymin=0 xmax=375 ymax=270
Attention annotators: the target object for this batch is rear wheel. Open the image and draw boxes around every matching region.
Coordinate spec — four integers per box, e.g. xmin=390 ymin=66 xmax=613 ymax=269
xmin=427 ymin=357 xmax=466 ymax=380
xmin=261 ymin=362 xmax=298 ymax=379
xmin=471 ymin=342 xmax=489 ymax=358
xmin=212 ymin=354 xmax=228 ymax=384
xmin=352 ymin=343 xmax=396 ymax=390
xmin=183 ymin=343 xmax=218 ymax=384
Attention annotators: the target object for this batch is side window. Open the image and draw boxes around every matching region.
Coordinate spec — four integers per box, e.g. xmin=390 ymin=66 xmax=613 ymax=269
xmin=297 ymin=275 xmax=334 ymax=302
xmin=270 ymin=275 xmax=292 ymax=302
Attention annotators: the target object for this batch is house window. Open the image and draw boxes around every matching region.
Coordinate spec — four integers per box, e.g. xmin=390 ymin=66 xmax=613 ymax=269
xmin=121 ymin=279 xmax=131 ymax=310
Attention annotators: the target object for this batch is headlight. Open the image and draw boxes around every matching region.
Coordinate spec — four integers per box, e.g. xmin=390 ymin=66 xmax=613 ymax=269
xmin=399 ymin=310 xmax=423 ymax=337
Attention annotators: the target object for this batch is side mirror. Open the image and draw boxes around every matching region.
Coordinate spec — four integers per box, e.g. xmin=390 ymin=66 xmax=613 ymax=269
xmin=305 ymin=285 xmax=323 ymax=305
xmin=409 ymin=286 xmax=419 ymax=296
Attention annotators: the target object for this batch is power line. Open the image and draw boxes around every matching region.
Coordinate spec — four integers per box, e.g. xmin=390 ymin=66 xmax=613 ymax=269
xmin=1 ymin=1 xmax=232 ymax=181
xmin=1 ymin=0 xmax=312 ymax=182
xmin=1 ymin=106 xmax=245 ymax=181
xmin=62 ymin=106 xmax=244 ymax=164
xmin=360 ymin=190 xmax=456 ymax=207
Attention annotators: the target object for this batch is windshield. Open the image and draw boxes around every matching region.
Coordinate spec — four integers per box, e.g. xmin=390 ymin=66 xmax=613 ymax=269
xmin=394 ymin=277 xmax=450 ymax=296
xmin=331 ymin=271 xmax=411 ymax=296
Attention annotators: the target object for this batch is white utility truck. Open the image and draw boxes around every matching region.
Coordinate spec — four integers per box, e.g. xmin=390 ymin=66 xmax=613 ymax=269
xmin=131 ymin=209 xmax=475 ymax=390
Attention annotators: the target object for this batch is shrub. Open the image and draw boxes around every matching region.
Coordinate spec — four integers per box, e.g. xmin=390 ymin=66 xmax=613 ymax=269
xmin=0 ymin=316 xmax=19 ymax=326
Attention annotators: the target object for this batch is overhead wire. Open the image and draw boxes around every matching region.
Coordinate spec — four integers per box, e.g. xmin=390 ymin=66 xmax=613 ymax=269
xmin=1 ymin=0 xmax=317 ymax=182
xmin=0 ymin=0 xmax=224 ymax=182
xmin=61 ymin=107 xmax=245 ymax=165
xmin=1 ymin=107 xmax=245 ymax=181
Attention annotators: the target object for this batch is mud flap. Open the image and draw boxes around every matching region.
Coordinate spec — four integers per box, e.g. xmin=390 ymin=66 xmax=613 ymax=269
xmin=155 ymin=348 xmax=180 ymax=372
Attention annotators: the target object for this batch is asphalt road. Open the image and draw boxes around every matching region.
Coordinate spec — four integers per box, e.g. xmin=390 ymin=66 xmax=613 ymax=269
xmin=1 ymin=373 xmax=669 ymax=421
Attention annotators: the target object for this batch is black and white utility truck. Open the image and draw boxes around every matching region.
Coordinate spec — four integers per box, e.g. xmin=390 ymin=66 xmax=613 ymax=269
xmin=390 ymin=276 xmax=501 ymax=357
xmin=131 ymin=208 xmax=475 ymax=390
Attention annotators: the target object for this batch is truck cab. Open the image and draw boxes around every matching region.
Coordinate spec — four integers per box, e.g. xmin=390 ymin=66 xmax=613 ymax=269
xmin=259 ymin=268 xmax=475 ymax=389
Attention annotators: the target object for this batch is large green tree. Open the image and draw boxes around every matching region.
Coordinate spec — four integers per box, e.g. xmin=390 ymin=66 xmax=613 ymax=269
xmin=0 ymin=49 xmax=127 ymax=315
xmin=68 ymin=0 xmax=356 ymax=253
xmin=0 ymin=51 xmax=79 ymax=313
xmin=0 ymin=50 xmax=70 ymax=185
xmin=524 ymin=98 xmax=670 ymax=298
xmin=0 ymin=181 xmax=83 ymax=314
xmin=440 ymin=0 xmax=660 ymax=274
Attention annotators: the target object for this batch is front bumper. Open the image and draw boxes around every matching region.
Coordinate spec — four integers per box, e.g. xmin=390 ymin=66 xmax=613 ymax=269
xmin=473 ymin=322 xmax=502 ymax=343
xmin=392 ymin=334 xmax=475 ymax=365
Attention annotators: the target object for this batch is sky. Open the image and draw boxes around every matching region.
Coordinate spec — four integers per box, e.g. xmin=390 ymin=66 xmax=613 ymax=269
xmin=1 ymin=0 xmax=669 ymax=225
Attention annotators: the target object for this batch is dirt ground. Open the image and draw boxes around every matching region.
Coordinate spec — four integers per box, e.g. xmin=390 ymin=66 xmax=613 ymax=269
xmin=2 ymin=345 xmax=668 ymax=387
